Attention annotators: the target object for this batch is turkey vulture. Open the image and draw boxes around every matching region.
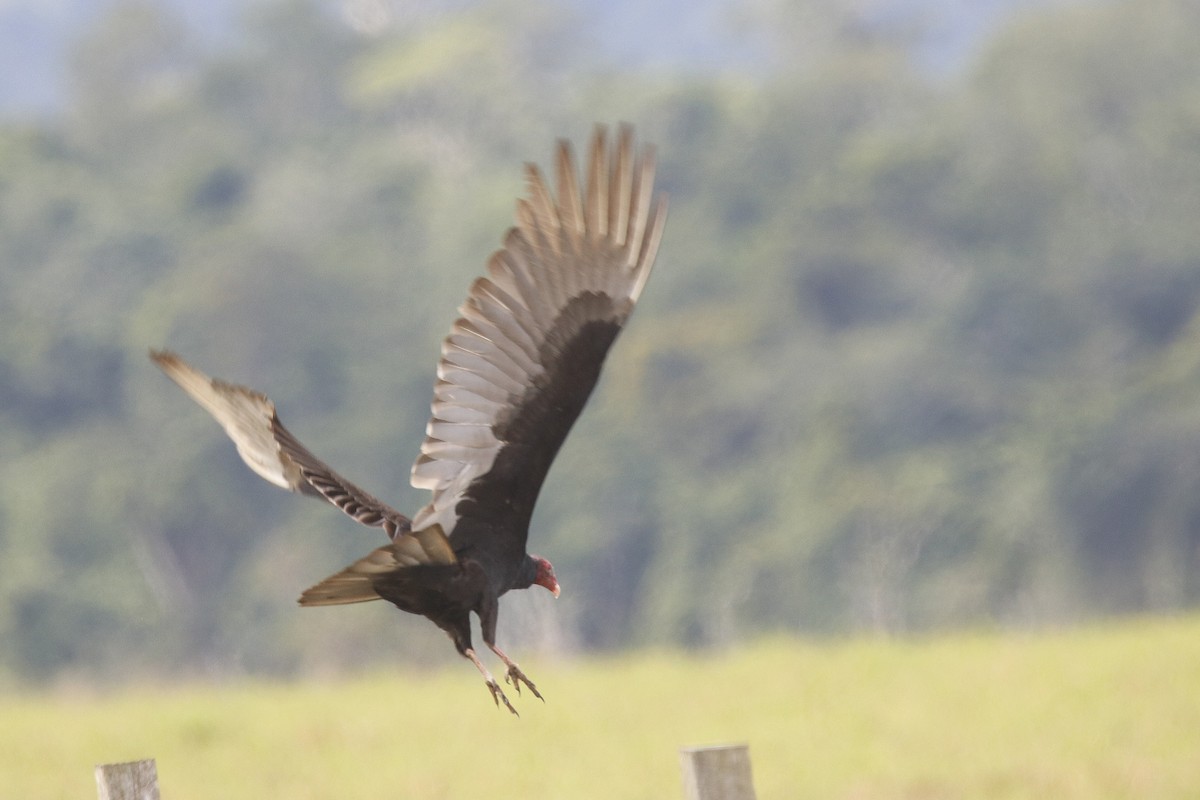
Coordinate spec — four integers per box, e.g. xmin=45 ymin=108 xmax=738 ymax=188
xmin=151 ymin=125 xmax=666 ymax=714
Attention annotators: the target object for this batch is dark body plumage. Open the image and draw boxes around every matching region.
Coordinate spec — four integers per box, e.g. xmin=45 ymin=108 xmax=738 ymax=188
xmin=151 ymin=126 xmax=666 ymax=714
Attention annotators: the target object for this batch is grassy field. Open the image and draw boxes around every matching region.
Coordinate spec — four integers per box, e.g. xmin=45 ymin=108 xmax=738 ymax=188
xmin=4 ymin=614 xmax=1200 ymax=799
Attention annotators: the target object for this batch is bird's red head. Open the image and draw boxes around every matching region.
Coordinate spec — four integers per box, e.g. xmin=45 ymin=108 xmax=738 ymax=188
xmin=531 ymin=555 xmax=560 ymax=598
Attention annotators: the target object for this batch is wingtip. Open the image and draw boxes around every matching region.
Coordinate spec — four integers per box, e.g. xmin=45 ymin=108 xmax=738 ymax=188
xmin=149 ymin=349 xmax=201 ymax=385
xmin=148 ymin=347 xmax=176 ymax=366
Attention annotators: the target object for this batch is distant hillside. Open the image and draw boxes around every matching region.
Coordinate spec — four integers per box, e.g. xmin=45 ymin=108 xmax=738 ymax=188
xmin=0 ymin=0 xmax=1061 ymax=115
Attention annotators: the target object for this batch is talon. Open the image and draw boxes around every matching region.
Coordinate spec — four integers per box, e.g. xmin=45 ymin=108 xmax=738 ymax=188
xmin=486 ymin=679 xmax=519 ymax=716
xmin=506 ymin=665 xmax=544 ymax=702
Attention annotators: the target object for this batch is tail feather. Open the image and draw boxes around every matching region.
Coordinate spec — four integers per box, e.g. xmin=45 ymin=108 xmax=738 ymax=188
xmin=298 ymin=525 xmax=455 ymax=607
xmin=298 ymin=571 xmax=382 ymax=606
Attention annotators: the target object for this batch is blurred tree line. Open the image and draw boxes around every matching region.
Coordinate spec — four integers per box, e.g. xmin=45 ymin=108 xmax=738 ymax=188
xmin=2 ymin=0 xmax=1199 ymax=682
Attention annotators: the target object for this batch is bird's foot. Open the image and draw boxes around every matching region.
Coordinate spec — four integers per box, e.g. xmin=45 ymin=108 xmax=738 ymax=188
xmin=486 ymin=678 xmax=519 ymax=716
xmin=504 ymin=664 xmax=544 ymax=702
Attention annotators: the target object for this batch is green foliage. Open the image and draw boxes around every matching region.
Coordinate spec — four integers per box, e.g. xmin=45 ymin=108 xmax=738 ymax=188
xmin=5 ymin=616 xmax=1200 ymax=798
xmin=2 ymin=0 xmax=1200 ymax=680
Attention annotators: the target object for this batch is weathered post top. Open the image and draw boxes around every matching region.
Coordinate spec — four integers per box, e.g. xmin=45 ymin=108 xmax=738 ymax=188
xmin=95 ymin=759 xmax=160 ymax=800
xmin=679 ymin=743 xmax=756 ymax=800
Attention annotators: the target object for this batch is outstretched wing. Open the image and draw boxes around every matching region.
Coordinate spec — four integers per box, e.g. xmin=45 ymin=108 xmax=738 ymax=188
xmin=150 ymin=350 xmax=413 ymax=540
xmin=409 ymin=124 xmax=667 ymax=566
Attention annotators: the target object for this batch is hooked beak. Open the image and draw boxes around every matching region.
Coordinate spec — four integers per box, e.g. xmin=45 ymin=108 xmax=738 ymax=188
xmin=532 ymin=555 xmax=559 ymax=598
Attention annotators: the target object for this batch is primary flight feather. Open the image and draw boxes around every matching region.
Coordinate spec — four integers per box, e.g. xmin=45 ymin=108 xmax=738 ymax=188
xmin=151 ymin=125 xmax=666 ymax=714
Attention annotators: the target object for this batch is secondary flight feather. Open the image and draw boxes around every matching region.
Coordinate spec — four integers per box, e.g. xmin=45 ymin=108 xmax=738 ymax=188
xmin=152 ymin=125 xmax=666 ymax=714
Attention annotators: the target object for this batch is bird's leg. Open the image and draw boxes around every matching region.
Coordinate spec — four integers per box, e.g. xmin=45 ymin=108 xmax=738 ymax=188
xmin=476 ymin=598 xmax=541 ymax=703
xmin=488 ymin=642 xmax=543 ymax=702
xmin=464 ymin=647 xmax=518 ymax=716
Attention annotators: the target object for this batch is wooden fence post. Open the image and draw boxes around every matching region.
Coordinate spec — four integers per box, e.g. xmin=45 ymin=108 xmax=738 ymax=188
xmin=679 ymin=744 xmax=756 ymax=800
xmin=95 ymin=759 xmax=160 ymax=800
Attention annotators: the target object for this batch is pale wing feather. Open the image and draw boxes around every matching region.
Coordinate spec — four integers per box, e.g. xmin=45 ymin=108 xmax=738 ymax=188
xmin=430 ymin=402 xmax=495 ymax=424
xmin=419 ymin=438 xmax=490 ymax=460
xmin=441 ymin=344 xmax=526 ymax=392
xmin=446 ymin=326 xmax=534 ymax=383
xmin=555 ymin=140 xmax=586 ymax=251
xmin=433 ymin=379 xmax=503 ymax=408
xmin=523 ymin=164 xmax=563 ymax=261
xmin=435 ymin=365 xmax=509 ymax=402
xmin=608 ymin=128 xmax=633 ymax=246
xmin=459 ymin=308 xmax=539 ymax=380
xmin=586 ymin=126 xmax=609 ymax=242
xmin=632 ymin=196 xmax=668 ymax=302
xmin=426 ymin=421 xmax=496 ymax=449
xmin=499 ymin=229 xmax=558 ymax=328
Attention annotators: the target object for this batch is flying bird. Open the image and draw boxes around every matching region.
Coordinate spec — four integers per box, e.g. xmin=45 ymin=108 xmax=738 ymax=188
xmin=151 ymin=125 xmax=666 ymax=714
